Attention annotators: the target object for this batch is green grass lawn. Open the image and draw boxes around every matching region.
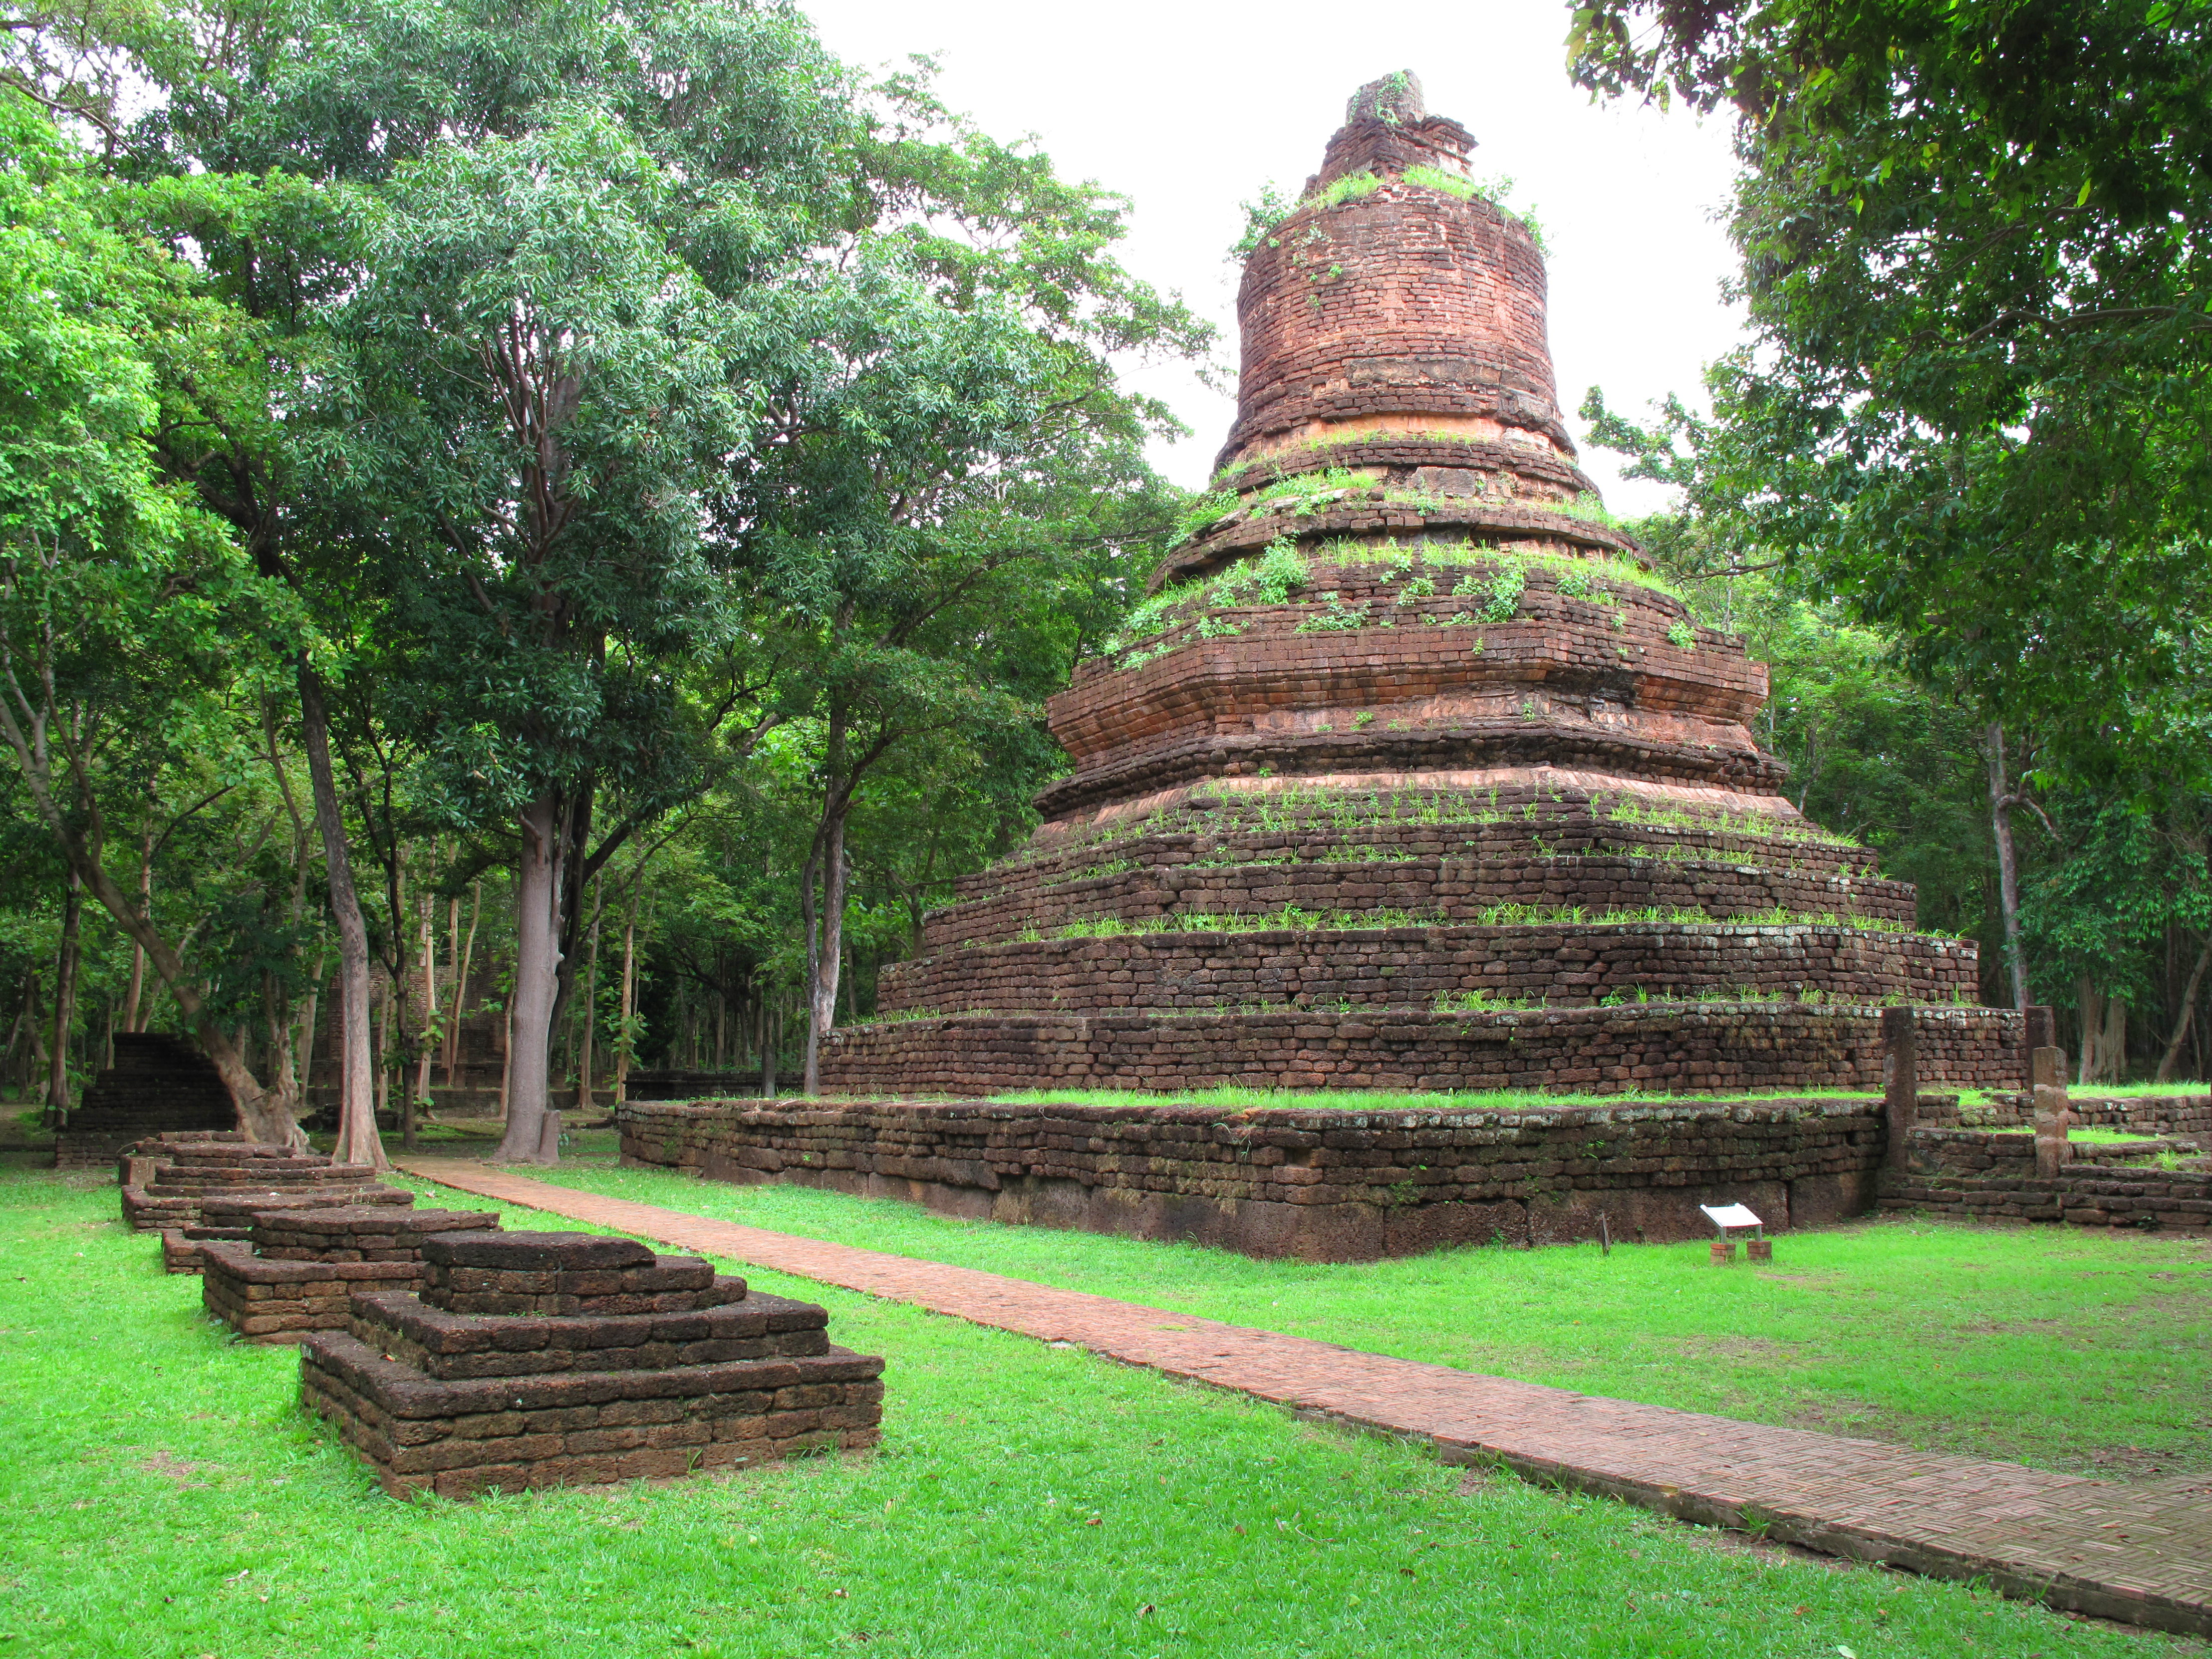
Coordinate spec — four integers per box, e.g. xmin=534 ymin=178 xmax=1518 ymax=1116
xmin=495 ymin=1159 xmax=2212 ymax=1482
xmin=3 ymin=1172 xmax=2195 ymax=1659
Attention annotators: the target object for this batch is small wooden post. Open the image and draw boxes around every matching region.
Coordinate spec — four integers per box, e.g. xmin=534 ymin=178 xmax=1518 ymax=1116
xmin=2031 ymin=1045 xmax=2072 ymax=1179
xmin=1882 ymin=1006 xmax=1918 ymax=1170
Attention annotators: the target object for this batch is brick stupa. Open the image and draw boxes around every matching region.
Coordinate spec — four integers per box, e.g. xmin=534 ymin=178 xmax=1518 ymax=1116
xmin=821 ymin=74 xmax=2014 ymax=1095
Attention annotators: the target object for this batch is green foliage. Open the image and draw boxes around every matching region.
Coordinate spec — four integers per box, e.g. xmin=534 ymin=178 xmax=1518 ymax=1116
xmin=1292 ymin=592 xmax=1370 ymax=633
xmin=1306 ymin=170 xmax=1382 ymax=212
xmin=1227 ymin=179 xmax=1297 ymax=261
xmin=1570 ymin=2 xmax=2212 ymax=768
xmin=1103 ymin=538 xmax=1309 ymax=667
xmin=1476 ymin=558 xmax=1525 ymax=623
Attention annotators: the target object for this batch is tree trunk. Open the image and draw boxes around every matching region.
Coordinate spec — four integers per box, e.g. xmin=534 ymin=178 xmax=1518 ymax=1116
xmin=411 ymin=887 xmax=437 ymax=1134
xmin=497 ymin=989 xmax=512 ymax=1123
xmin=2156 ymin=934 xmax=2211 ymax=1081
xmin=1985 ymin=722 xmax=2031 ymax=1009
xmin=46 ymin=871 xmax=80 ymax=1123
xmin=296 ymin=949 xmax=325 ymax=1121
xmin=2076 ymin=979 xmax=2128 ymax=1085
xmin=298 ymin=666 xmax=383 ymax=1167
xmin=123 ymin=821 xmax=151 ymax=1031
xmin=576 ymin=874 xmax=601 ymax=1117
xmin=495 ymin=790 xmax=566 ymax=1164
xmin=263 ymin=969 xmax=299 ymax=1119
xmin=615 ymin=881 xmax=640 ymax=1107
xmin=802 ymin=813 xmax=848 ymax=1096
xmin=759 ymin=992 xmax=777 ymax=1099
xmin=375 ymin=973 xmax=392 ymax=1125
xmin=446 ymin=882 xmax=481 ymax=1091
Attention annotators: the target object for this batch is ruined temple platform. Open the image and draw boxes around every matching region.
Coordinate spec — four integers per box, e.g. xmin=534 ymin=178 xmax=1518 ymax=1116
xmin=122 ymin=1132 xmax=415 ymax=1272
xmin=301 ymin=1230 xmax=884 ymax=1497
xmin=396 ymin=1159 xmax=2212 ymax=1636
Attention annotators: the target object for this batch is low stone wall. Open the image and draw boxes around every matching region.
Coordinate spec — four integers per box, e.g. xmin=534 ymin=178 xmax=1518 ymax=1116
xmin=2050 ymin=1094 xmax=2209 ymax=1144
xmin=302 ymin=1232 xmax=884 ymax=1497
xmin=1881 ymin=1130 xmax=2211 ymax=1233
xmin=822 ymin=1003 xmax=2023 ymax=1098
xmin=618 ymin=1094 xmax=1893 ymax=1261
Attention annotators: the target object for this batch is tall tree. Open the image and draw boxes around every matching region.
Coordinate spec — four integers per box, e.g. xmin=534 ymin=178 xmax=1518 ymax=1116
xmin=0 ymin=90 xmax=303 ymax=1140
xmin=1569 ymin=1 xmax=2212 ymax=757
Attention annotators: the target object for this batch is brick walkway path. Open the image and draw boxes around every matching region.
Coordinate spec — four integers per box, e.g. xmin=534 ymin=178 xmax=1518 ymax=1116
xmin=397 ymin=1158 xmax=2211 ymax=1637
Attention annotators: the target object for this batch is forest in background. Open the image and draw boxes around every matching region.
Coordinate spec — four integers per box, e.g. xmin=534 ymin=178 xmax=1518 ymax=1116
xmin=3 ymin=0 xmax=2206 ymax=1157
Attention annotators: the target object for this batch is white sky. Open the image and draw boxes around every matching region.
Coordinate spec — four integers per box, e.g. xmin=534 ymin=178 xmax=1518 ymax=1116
xmin=802 ymin=0 xmax=1748 ymax=515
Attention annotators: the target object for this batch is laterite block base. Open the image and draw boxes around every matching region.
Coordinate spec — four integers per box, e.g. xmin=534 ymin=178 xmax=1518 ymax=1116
xmin=300 ymin=1231 xmax=884 ymax=1497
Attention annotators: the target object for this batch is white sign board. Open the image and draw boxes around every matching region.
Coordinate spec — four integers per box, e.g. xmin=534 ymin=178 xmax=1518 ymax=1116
xmin=1699 ymin=1203 xmax=1763 ymax=1230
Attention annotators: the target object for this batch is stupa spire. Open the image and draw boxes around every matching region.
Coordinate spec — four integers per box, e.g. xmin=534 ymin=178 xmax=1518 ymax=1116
xmin=1215 ymin=72 xmax=1580 ymax=500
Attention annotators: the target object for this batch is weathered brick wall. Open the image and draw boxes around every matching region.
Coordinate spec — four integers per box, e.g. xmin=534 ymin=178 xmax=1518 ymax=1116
xmin=1048 ymin=565 xmax=1769 ymax=795
xmin=1223 ymin=177 xmax=1567 ymax=474
xmin=929 ymin=850 xmax=1914 ymax=953
xmin=2065 ymin=1095 xmax=2212 ymax=1141
xmin=981 ymin=797 xmax=1879 ymax=896
xmin=301 ymin=1233 xmax=884 ymax=1498
xmin=1034 ymin=713 xmax=1793 ymax=824
xmin=821 ymin=1004 xmax=2019 ymax=1098
xmin=618 ymin=1093 xmax=1889 ymax=1261
xmin=876 ymin=924 xmax=1979 ymax=1017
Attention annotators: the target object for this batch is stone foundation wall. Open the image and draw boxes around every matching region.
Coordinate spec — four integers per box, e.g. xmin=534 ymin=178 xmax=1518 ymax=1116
xmin=2060 ymin=1095 xmax=2211 ymax=1142
xmin=822 ymin=1004 xmax=2022 ymax=1098
xmin=618 ymin=1094 xmax=1894 ymax=1261
xmin=1880 ymin=1132 xmax=2212 ymax=1233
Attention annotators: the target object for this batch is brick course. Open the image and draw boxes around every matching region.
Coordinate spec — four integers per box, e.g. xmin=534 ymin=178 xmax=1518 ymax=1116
xmin=201 ymin=1206 xmax=502 ymax=1343
xmin=1881 ymin=1129 xmax=2212 ymax=1233
xmin=825 ymin=1004 xmax=2016 ymax=1099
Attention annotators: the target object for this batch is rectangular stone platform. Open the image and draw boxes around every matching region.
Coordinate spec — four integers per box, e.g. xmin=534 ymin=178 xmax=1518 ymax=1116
xmin=202 ymin=1207 xmax=501 ymax=1341
xmin=613 ymin=1091 xmax=1947 ymax=1260
xmin=301 ymin=1231 xmax=884 ymax=1496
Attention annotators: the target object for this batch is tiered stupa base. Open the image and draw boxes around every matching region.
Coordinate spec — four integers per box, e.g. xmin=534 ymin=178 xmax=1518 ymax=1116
xmin=302 ymin=1231 xmax=885 ymax=1498
xmin=824 ymin=780 xmax=2015 ymax=1094
xmin=202 ymin=1206 xmax=501 ymax=1342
